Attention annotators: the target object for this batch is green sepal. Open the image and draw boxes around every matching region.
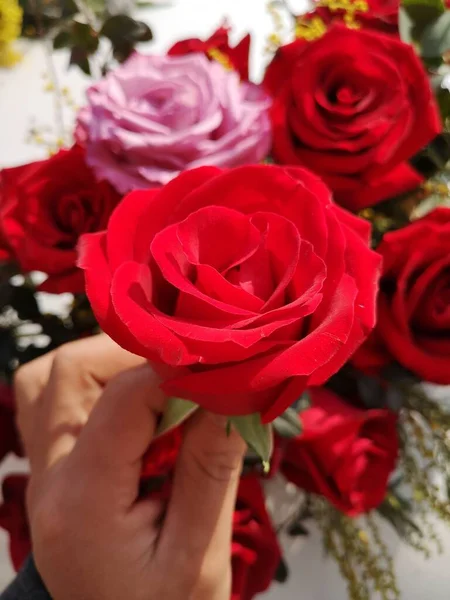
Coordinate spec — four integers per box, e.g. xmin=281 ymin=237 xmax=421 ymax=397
xmin=421 ymin=10 xmax=450 ymax=57
xmin=155 ymin=397 xmax=199 ymax=437
xmin=230 ymin=413 xmax=273 ymax=469
xmin=273 ymin=407 xmax=302 ymax=438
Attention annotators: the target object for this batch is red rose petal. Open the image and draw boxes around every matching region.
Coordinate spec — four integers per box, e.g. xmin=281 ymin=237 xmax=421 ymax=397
xmin=151 ymin=218 xmax=259 ymax=319
xmin=176 ymin=205 xmax=261 ymax=273
xmin=378 ymin=294 xmax=450 ymax=384
xmin=111 ymin=261 xmax=195 ymax=366
xmin=78 ymin=231 xmax=111 ymax=322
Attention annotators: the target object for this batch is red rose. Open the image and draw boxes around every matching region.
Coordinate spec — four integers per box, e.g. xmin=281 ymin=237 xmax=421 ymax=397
xmin=79 ymin=165 xmax=381 ymax=421
xmin=0 ymin=475 xmax=31 ymax=572
xmin=307 ymin=0 xmax=399 ymax=35
xmin=168 ymin=25 xmax=251 ymax=81
xmin=232 ymin=476 xmax=281 ymax=600
xmin=281 ymin=387 xmax=398 ymax=516
xmin=141 ymin=426 xmax=182 ymax=479
xmin=356 ymin=208 xmax=450 ymax=384
xmin=0 ymin=384 xmax=22 ymax=462
xmin=0 ymin=145 xmax=121 ymax=293
xmin=263 ymin=26 xmax=441 ymax=211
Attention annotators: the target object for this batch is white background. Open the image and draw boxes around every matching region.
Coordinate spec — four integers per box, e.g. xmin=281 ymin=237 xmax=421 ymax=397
xmin=1 ymin=0 xmax=450 ymax=597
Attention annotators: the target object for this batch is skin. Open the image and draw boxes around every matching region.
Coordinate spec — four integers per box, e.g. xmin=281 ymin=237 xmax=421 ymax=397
xmin=14 ymin=334 xmax=246 ymax=600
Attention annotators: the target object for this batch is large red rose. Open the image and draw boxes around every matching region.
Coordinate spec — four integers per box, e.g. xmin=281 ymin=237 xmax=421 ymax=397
xmin=0 ymin=474 xmax=31 ymax=572
xmin=355 ymin=208 xmax=450 ymax=384
xmin=79 ymin=165 xmax=381 ymax=422
xmin=232 ymin=475 xmax=281 ymax=600
xmin=282 ymin=387 xmax=398 ymax=516
xmin=263 ymin=26 xmax=441 ymax=211
xmin=168 ymin=25 xmax=251 ymax=81
xmin=0 ymin=383 xmax=22 ymax=462
xmin=0 ymin=145 xmax=121 ymax=293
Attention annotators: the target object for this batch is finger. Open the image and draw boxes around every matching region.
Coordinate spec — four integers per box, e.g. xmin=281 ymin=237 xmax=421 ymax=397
xmin=32 ymin=334 xmax=145 ymax=473
xmin=69 ymin=365 xmax=166 ymax=509
xmin=15 ymin=334 xmax=145 ymax=418
xmin=14 ymin=334 xmax=141 ymax=415
xmin=14 ymin=351 xmax=56 ymax=451
xmin=158 ymin=412 xmax=246 ymax=589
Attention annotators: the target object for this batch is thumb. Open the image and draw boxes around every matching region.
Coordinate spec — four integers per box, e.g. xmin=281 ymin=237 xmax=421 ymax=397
xmin=158 ymin=412 xmax=246 ymax=586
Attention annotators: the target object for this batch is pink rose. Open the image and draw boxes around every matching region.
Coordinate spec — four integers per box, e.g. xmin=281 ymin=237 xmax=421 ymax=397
xmin=76 ymin=53 xmax=271 ymax=194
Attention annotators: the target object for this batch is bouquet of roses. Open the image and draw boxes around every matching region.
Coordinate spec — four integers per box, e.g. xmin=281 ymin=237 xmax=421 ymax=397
xmin=1 ymin=1 xmax=450 ymax=598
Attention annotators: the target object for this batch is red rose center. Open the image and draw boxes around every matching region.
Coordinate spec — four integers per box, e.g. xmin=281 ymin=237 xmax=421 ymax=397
xmin=149 ymin=203 xmax=321 ymax=320
xmin=413 ymin=271 xmax=450 ymax=331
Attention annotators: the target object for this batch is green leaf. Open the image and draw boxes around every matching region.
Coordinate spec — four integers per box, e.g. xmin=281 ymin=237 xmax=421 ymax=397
xmin=402 ymin=0 xmax=444 ymax=29
xmin=296 ymin=390 xmax=311 ymax=412
xmin=274 ymin=558 xmax=289 ymax=583
xmin=111 ymin=39 xmax=135 ymax=62
xmin=399 ymin=6 xmax=414 ymax=43
xmin=436 ymin=85 xmax=450 ymax=122
xmin=230 ymin=414 xmax=273 ymax=468
xmin=156 ymin=397 xmax=199 ymax=437
xmin=421 ymin=10 xmax=450 ymax=57
xmin=53 ymin=29 xmax=72 ymax=50
xmin=69 ymin=47 xmax=91 ymax=75
xmin=100 ymin=14 xmax=153 ymax=43
xmin=71 ymin=21 xmax=99 ymax=54
xmin=61 ymin=0 xmax=78 ymax=16
xmin=273 ymin=407 xmax=302 ymax=438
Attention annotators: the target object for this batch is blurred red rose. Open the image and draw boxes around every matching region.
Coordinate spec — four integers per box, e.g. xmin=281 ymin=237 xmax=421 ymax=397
xmin=282 ymin=387 xmax=398 ymax=516
xmin=141 ymin=426 xmax=183 ymax=479
xmin=0 ymin=474 xmax=31 ymax=572
xmin=263 ymin=26 xmax=441 ymax=211
xmin=168 ymin=25 xmax=251 ymax=81
xmin=232 ymin=475 xmax=281 ymax=600
xmin=355 ymin=208 xmax=450 ymax=384
xmin=0 ymin=383 xmax=22 ymax=462
xmin=0 ymin=145 xmax=121 ymax=294
xmin=79 ymin=165 xmax=380 ymax=422
xmin=0 ymin=172 xmax=12 ymax=262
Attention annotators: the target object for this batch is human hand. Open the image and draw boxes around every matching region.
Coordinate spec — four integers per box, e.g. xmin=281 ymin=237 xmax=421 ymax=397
xmin=14 ymin=335 xmax=246 ymax=600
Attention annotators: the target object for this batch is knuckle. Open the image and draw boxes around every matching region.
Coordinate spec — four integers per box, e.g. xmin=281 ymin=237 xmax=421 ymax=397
xmin=182 ymin=413 xmax=246 ymax=484
xmin=52 ymin=341 xmax=85 ymax=374
xmin=13 ymin=363 xmax=35 ymax=398
xmin=52 ymin=341 xmax=100 ymax=404
xmin=186 ymin=445 xmax=243 ymax=484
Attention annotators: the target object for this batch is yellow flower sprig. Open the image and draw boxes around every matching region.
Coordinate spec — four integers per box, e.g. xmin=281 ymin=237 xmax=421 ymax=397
xmin=311 ymin=497 xmax=400 ymax=600
xmin=318 ymin=0 xmax=369 ymax=29
xmin=295 ymin=0 xmax=370 ymax=42
xmin=295 ymin=16 xmax=327 ymax=41
xmin=0 ymin=0 xmax=23 ymax=67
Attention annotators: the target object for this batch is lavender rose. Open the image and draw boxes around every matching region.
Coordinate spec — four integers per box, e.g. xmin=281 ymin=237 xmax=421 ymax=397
xmin=76 ymin=52 xmax=272 ymax=193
